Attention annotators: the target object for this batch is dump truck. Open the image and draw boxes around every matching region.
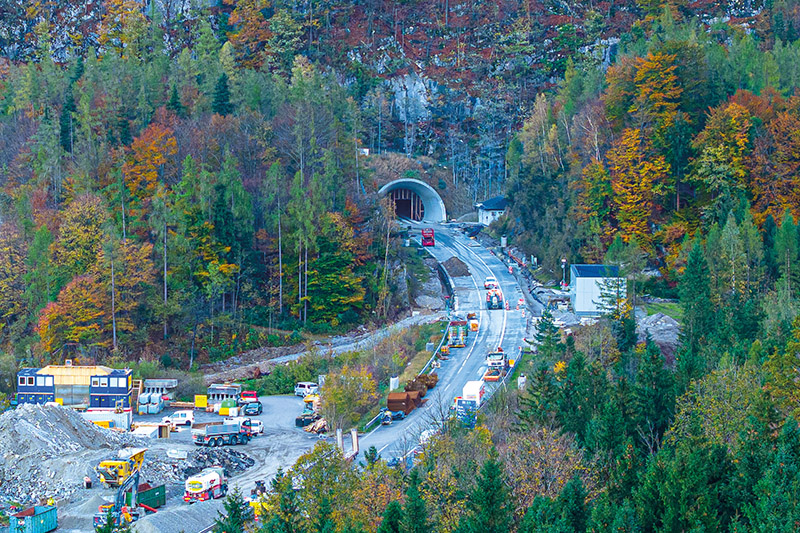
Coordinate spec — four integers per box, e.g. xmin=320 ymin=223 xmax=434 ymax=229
xmin=387 ymin=392 xmax=415 ymax=416
xmin=97 ymin=448 xmax=147 ymax=487
xmin=421 ymin=228 xmax=435 ymax=246
xmin=191 ymin=420 xmax=254 ymax=446
xmin=486 ymin=288 xmax=503 ymax=310
xmin=9 ymin=505 xmax=57 ymax=533
xmin=184 ymin=466 xmax=228 ymax=503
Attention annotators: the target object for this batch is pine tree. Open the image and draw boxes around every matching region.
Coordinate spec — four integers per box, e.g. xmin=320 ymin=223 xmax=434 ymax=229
xmin=679 ymin=242 xmax=713 ymax=348
xmin=535 ymin=309 xmax=561 ymax=360
xmin=212 ymin=72 xmax=234 ymax=115
xmin=457 ymin=453 xmax=512 ymax=533
xmin=400 ymin=470 xmax=428 ymax=533
xmin=377 ymin=501 xmax=403 ymax=533
xmin=214 ymin=488 xmax=250 ymax=533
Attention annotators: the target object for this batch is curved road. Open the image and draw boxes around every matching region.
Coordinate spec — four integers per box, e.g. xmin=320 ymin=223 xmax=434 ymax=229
xmin=358 ymin=224 xmax=539 ymax=460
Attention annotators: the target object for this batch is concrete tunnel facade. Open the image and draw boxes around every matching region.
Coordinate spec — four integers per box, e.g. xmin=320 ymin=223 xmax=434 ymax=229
xmin=378 ymin=178 xmax=447 ymax=223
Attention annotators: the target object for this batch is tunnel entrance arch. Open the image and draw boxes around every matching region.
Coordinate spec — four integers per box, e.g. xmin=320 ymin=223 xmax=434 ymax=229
xmin=378 ymin=178 xmax=447 ymax=223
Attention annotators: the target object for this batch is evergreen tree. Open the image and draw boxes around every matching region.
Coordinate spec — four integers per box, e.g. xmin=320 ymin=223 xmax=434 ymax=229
xmin=679 ymin=242 xmax=713 ymax=349
xmin=400 ymin=470 xmax=428 ymax=533
xmin=213 ymin=72 xmax=234 ymax=115
xmin=59 ymin=86 xmax=76 ymax=153
xmin=775 ymin=209 xmax=798 ymax=298
xmin=214 ymin=488 xmax=250 ymax=533
xmin=95 ymin=510 xmax=133 ymax=533
xmin=557 ymin=475 xmax=588 ymax=533
xmin=167 ymin=84 xmax=184 ymax=117
xmin=457 ymin=453 xmax=512 ymax=533
xmin=313 ymin=495 xmax=335 ymax=533
xmin=633 ymin=341 xmax=675 ymax=447
xmin=377 ymin=501 xmax=403 ymax=533
xmin=259 ymin=470 xmax=302 ymax=533
xmin=535 ymin=309 xmax=561 ymax=359
xmin=762 ymin=213 xmax=778 ymax=281
xmin=520 ymin=496 xmax=569 ymax=533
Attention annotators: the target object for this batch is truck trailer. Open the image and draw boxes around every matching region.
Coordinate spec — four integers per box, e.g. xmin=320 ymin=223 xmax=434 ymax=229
xmin=191 ymin=420 xmax=254 ymax=446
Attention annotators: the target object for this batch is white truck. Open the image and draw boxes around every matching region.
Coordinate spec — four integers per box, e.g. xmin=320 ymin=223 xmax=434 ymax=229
xmin=462 ymin=380 xmax=486 ymax=407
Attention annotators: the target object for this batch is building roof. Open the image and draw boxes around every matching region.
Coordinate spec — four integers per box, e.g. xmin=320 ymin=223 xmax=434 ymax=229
xmin=475 ymin=196 xmax=507 ymax=211
xmin=17 ymin=368 xmax=40 ymax=376
xmin=571 ymin=264 xmax=620 ymax=278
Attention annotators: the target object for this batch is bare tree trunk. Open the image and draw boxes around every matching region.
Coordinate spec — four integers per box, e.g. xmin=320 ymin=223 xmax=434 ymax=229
xmin=298 ymin=244 xmax=303 ymax=318
xmin=111 ymin=252 xmax=117 ymax=351
xmin=163 ymin=219 xmax=168 ymax=340
xmin=304 ymin=246 xmax=309 ymax=323
xmin=278 ymin=207 xmax=283 ymax=315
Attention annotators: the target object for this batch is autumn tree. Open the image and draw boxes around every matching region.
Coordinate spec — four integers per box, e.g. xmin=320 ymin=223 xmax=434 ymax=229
xmin=320 ymin=366 xmax=378 ymax=430
xmin=38 ymin=275 xmax=108 ymax=353
xmin=121 ymin=123 xmax=178 ymax=225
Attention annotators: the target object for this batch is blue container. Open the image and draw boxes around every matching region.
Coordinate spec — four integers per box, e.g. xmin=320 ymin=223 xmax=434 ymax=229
xmin=9 ymin=505 xmax=57 ymax=533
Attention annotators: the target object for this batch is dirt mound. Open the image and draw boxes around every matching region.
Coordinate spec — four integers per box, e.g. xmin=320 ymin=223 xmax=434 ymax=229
xmin=442 ymin=256 xmax=470 ymax=277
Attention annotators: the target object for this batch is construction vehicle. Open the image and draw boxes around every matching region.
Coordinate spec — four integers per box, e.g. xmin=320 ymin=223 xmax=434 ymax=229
xmin=467 ymin=312 xmax=479 ymax=331
xmin=421 ymin=228 xmax=435 ymax=246
xmin=97 ymin=448 xmax=147 ymax=487
xmin=447 ymin=321 xmax=468 ymax=347
xmin=483 ymin=349 xmax=508 ymax=382
xmin=93 ymin=462 xmax=155 ymax=529
xmin=486 ymin=288 xmax=503 ymax=310
xmin=191 ymin=419 xmax=254 ymax=446
xmin=184 ymin=466 xmax=228 ymax=503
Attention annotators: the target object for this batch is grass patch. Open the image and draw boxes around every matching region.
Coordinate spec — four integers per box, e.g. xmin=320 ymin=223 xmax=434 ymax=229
xmin=645 ymin=302 xmax=684 ymax=322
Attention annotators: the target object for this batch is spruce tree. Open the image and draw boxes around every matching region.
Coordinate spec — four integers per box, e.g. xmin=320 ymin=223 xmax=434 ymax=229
xmin=214 ymin=488 xmax=250 ymax=533
xmin=557 ymin=475 xmax=588 ymax=533
xmin=775 ymin=209 xmax=798 ymax=298
xmin=535 ymin=309 xmax=561 ymax=360
xmin=457 ymin=453 xmax=512 ymax=533
xmin=679 ymin=242 xmax=713 ymax=349
xmin=633 ymin=341 xmax=674 ymax=445
xmin=377 ymin=501 xmax=403 ymax=533
xmin=59 ymin=86 xmax=76 ymax=152
xmin=400 ymin=470 xmax=428 ymax=533
xmin=167 ymin=84 xmax=184 ymax=117
xmin=313 ymin=496 xmax=335 ymax=533
xmin=212 ymin=72 xmax=234 ymax=115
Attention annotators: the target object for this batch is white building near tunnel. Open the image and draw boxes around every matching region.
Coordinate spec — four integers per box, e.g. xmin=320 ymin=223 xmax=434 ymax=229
xmin=474 ymin=196 xmax=507 ymax=226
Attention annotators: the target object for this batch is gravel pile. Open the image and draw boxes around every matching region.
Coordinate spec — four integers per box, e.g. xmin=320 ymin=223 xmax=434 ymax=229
xmin=0 ymin=403 xmax=144 ymax=504
xmin=141 ymin=447 xmax=255 ymax=487
xmin=442 ymin=256 xmax=470 ymax=277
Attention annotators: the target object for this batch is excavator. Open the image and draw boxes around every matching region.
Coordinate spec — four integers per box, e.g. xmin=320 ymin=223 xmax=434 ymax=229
xmin=93 ymin=460 xmax=158 ymax=529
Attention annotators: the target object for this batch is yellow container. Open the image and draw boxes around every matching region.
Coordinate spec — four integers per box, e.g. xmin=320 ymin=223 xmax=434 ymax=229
xmin=195 ymin=395 xmax=208 ymax=408
xmin=93 ymin=420 xmax=111 ymax=428
xmin=219 ymin=407 xmax=229 ymax=416
xmin=55 ymin=398 xmax=63 ymax=405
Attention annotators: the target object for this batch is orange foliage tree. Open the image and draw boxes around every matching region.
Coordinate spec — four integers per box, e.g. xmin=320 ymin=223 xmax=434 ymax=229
xmin=122 ymin=123 xmax=177 ymax=224
xmin=751 ymin=111 xmax=800 ymax=224
xmin=226 ymin=0 xmax=273 ymax=68
xmin=37 ymin=275 xmax=108 ymax=353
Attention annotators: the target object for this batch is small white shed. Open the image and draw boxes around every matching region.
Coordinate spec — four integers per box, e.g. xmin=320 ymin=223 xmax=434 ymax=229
xmin=474 ymin=196 xmax=507 ymax=226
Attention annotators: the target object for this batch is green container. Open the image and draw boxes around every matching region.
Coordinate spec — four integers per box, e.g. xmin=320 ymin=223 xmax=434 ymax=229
xmin=126 ymin=484 xmax=166 ymax=509
xmin=9 ymin=505 xmax=57 ymax=533
xmin=221 ymin=398 xmax=237 ymax=408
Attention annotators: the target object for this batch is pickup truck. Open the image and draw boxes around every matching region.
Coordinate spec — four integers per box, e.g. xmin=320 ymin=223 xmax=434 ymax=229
xmin=192 ymin=420 xmax=255 ymax=446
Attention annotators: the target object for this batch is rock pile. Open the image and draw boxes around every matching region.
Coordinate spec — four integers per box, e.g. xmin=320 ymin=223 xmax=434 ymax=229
xmin=637 ymin=312 xmax=681 ymax=363
xmin=442 ymin=257 xmax=470 ymax=277
xmin=0 ymin=403 xmax=144 ymax=504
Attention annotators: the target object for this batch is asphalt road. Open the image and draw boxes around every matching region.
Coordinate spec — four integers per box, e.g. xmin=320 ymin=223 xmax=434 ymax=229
xmin=357 ymin=224 xmax=539 ymax=461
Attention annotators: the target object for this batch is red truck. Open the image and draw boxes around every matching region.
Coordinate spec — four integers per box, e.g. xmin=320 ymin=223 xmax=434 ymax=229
xmin=421 ymin=228 xmax=435 ymax=246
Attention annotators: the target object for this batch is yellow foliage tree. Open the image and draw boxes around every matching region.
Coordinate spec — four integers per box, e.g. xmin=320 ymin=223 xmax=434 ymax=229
xmin=122 ymin=123 xmax=177 ymax=222
xmin=320 ymin=365 xmax=378 ymax=430
xmin=607 ymin=128 xmax=670 ymax=245
xmin=37 ymin=275 xmax=108 ymax=353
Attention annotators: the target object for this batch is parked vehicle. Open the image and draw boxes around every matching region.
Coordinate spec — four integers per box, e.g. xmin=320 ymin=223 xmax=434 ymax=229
xmin=192 ymin=420 xmax=254 ymax=446
xmin=238 ymin=390 xmax=258 ymax=406
xmin=484 ymin=276 xmax=499 ymax=289
xmin=224 ymin=416 xmax=263 ymax=435
xmin=9 ymin=505 xmax=57 ymax=533
xmin=242 ymin=402 xmax=263 ymax=416
xmin=162 ymin=410 xmax=194 ymax=427
xmin=294 ymin=382 xmax=318 ymax=397
xmin=184 ymin=466 xmax=227 ymax=503
xmin=421 ymin=228 xmax=435 ymax=246
xmin=462 ymin=380 xmax=486 ymax=407
xmin=381 ymin=408 xmax=406 ymax=425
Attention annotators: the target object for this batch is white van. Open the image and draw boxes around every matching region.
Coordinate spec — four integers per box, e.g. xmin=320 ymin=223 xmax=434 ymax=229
xmin=294 ymin=382 xmax=318 ymax=397
xmin=162 ymin=410 xmax=194 ymax=427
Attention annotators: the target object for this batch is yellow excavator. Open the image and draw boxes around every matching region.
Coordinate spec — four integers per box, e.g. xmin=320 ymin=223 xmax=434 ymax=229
xmin=97 ymin=448 xmax=147 ymax=487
